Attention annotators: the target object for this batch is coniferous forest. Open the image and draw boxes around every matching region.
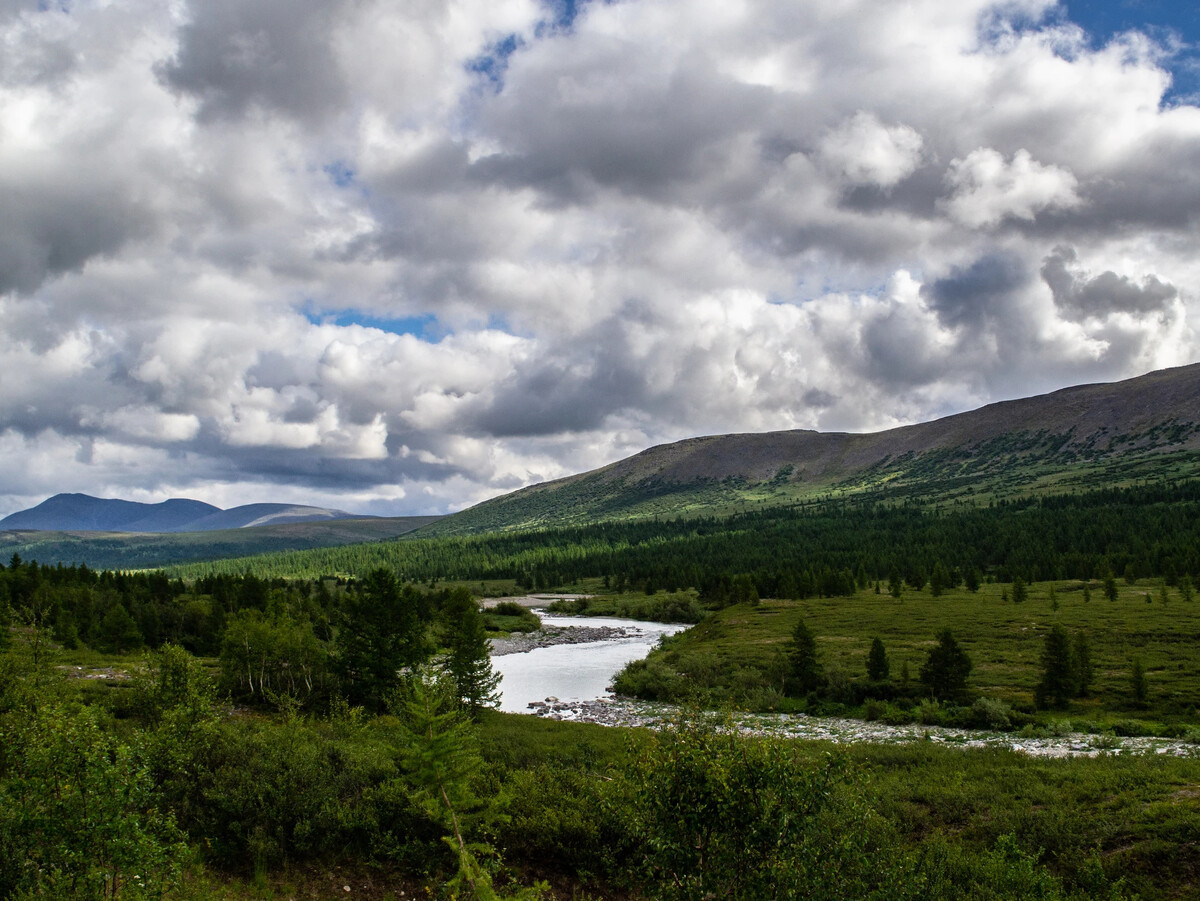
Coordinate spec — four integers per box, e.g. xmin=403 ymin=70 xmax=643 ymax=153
xmin=2 ymin=480 xmax=1200 ymax=898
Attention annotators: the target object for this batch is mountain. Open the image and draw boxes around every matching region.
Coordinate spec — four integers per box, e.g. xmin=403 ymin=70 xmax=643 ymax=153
xmin=0 ymin=494 xmax=374 ymax=534
xmin=0 ymin=516 xmax=444 ymax=570
xmin=0 ymin=494 xmax=221 ymax=532
xmin=432 ymin=363 xmax=1200 ymax=534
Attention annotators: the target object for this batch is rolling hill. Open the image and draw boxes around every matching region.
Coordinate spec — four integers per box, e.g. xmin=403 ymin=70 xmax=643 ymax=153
xmin=430 ymin=362 xmax=1200 ymax=533
xmin=0 ymin=494 xmax=373 ymax=533
xmin=0 ymin=515 xmax=443 ymax=571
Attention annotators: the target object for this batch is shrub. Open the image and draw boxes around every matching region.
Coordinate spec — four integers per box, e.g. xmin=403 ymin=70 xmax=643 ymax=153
xmin=967 ymin=697 xmax=1013 ymax=731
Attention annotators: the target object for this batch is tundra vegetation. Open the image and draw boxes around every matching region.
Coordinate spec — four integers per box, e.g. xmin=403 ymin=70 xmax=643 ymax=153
xmin=1 ymin=478 xmax=1200 ymax=897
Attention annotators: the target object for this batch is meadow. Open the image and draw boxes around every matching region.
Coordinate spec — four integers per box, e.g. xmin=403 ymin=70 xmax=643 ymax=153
xmin=614 ymin=579 xmax=1200 ymax=734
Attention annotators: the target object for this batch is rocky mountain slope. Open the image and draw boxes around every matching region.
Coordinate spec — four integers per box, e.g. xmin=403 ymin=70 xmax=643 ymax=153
xmin=433 ymin=363 xmax=1200 ymax=533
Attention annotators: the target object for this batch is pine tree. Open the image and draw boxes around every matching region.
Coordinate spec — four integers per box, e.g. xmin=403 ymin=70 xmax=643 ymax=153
xmin=786 ymin=618 xmax=824 ymax=696
xmin=1130 ymin=658 xmax=1148 ymax=705
xmin=866 ymin=637 xmax=889 ymax=682
xmin=335 ymin=568 xmax=430 ymax=712
xmin=1073 ymin=632 xmax=1093 ymax=697
xmin=919 ymin=629 xmax=972 ymax=701
xmin=1035 ymin=624 xmax=1075 ymax=708
xmin=443 ymin=588 xmax=501 ymax=714
xmin=929 ymin=562 xmax=950 ymax=598
xmin=395 ymin=673 xmax=516 ymax=900
xmin=1012 ymin=577 xmax=1028 ymax=604
xmin=964 ymin=568 xmax=981 ymax=592
xmin=1104 ymin=575 xmax=1119 ymax=602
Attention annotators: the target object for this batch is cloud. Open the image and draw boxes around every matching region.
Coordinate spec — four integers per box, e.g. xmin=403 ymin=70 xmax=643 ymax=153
xmin=159 ymin=0 xmax=351 ymax=122
xmin=818 ymin=112 xmax=924 ymax=189
xmin=0 ymin=0 xmax=1198 ymax=517
xmin=1041 ymin=246 xmax=1178 ymax=319
xmin=941 ymin=148 xmax=1082 ymax=228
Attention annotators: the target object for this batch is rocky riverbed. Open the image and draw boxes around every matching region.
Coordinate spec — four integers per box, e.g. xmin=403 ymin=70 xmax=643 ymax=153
xmin=490 ymin=624 xmax=641 ymax=656
xmin=520 ymin=696 xmax=1200 ymax=759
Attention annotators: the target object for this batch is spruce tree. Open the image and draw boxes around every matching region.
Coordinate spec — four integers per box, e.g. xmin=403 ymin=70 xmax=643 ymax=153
xmin=919 ymin=629 xmax=972 ymax=701
xmin=443 ymin=588 xmax=500 ymax=714
xmin=1073 ymin=632 xmax=1093 ymax=697
xmin=1130 ymin=658 xmax=1148 ymax=705
xmin=335 ymin=568 xmax=430 ymax=712
xmin=786 ymin=618 xmax=824 ymax=696
xmin=866 ymin=637 xmax=889 ymax=682
xmin=929 ymin=562 xmax=950 ymax=598
xmin=1035 ymin=624 xmax=1075 ymax=708
xmin=1012 ymin=576 xmax=1028 ymax=604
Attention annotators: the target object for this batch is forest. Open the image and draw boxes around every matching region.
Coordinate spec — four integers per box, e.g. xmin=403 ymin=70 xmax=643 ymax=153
xmin=1 ymin=478 xmax=1199 ymax=898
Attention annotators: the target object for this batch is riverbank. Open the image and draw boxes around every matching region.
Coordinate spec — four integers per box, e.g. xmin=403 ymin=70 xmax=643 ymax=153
xmin=518 ymin=695 xmax=1200 ymax=758
xmin=489 ymin=623 xmax=642 ymax=656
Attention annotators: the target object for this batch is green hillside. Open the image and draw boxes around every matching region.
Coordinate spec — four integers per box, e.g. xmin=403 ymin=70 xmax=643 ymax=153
xmin=426 ymin=363 xmax=1200 ymax=534
xmin=0 ymin=515 xmax=441 ymax=570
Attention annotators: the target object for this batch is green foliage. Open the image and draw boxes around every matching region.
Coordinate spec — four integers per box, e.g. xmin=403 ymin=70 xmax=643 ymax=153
xmin=1012 ymin=577 xmax=1028 ymax=605
xmin=334 ymin=568 xmax=430 ymax=712
xmin=867 ymin=636 xmax=890 ymax=682
xmin=132 ymin=642 xmax=217 ymax=725
xmin=442 ymin=589 xmax=501 ymax=713
xmin=1036 ymin=625 xmax=1076 ymax=709
xmin=786 ymin=618 xmax=823 ymax=696
xmin=219 ymin=610 xmax=329 ymax=707
xmin=170 ymin=481 xmax=1200 ymax=601
xmin=920 ymin=629 xmax=973 ymax=701
xmin=0 ymin=700 xmax=188 ymax=899
xmin=618 ymin=713 xmax=907 ymax=901
xmin=1130 ymin=658 xmax=1148 ymax=705
xmin=482 ymin=602 xmax=541 ymax=633
xmin=394 ymin=671 xmax=546 ymax=900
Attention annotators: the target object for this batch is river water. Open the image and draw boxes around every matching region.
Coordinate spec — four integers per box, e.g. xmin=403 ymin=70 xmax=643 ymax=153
xmin=491 ymin=613 xmax=687 ymax=713
xmin=490 ymin=612 xmax=1200 ymax=758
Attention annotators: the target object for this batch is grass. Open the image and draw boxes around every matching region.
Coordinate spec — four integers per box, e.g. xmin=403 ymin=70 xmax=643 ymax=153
xmin=477 ymin=711 xmax=1200 ymax=900
xmin=621 ymin=580 xmax=1200 ymax=731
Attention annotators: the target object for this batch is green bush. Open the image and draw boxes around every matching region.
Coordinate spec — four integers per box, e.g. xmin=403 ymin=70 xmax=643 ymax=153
xmin=617 ymin=712 xmax=912 ymax=900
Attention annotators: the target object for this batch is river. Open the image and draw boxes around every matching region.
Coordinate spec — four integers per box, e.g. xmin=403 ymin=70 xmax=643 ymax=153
xmin=490 ymin=612 xmax=687 ymax=713
xmin=490 ymin=611 xmax=1200 ymax=758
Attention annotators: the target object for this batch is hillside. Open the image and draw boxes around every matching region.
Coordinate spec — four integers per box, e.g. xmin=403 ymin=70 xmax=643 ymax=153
xmin=431 ymin=363 xmax=1200 ymax=533
xmin=0 ymin=515 xmax=442 ymax=570
xmin=0 ymin=494 xmax=373 ymax=533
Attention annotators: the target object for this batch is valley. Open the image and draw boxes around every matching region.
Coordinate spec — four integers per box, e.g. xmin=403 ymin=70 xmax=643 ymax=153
xmin=3 ymin=364 xmax=1200 ymax=900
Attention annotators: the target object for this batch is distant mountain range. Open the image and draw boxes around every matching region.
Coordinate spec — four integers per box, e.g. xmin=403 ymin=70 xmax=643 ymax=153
xmin=431 ymin=362 xmax=1200 ymax=534
xmin=0 ymin=494 xmax=375 ymax=533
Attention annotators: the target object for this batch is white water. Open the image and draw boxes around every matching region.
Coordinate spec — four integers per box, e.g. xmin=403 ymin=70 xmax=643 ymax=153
xmin=491 ymin=613 xmax=687 ymax=713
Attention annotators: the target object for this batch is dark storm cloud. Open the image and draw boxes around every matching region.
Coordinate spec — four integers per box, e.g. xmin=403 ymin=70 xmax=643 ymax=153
xmin=1042 ymin=246 xmax=1177 ymax=318
xmin=160 ymin=0 xmax=349 ymax=121
xmin=923 ymin=253 xmax=1032 ymax=330
xmin=0 ymin=185 xmax=153 ymax=296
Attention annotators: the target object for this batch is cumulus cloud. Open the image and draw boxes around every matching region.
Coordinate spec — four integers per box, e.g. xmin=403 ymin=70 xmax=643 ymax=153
xmin=818 ymin=112 xmax=924 ymax=189
xmin=0 ymin=0 xmax=1197 ymax=516
xmin=1042 ymin=246 xmax=1179 ymax=319
xmin=941 ymin=147 xmax=1082 ymax=227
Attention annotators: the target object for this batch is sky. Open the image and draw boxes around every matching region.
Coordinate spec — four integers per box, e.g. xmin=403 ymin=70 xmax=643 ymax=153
xmin=1 ymin=0 xmax=1199 ymax=518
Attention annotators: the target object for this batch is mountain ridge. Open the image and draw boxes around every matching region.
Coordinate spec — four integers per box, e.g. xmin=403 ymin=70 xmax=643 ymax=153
xmin=430 ymin=362 xmax=1200 ymax=534
xmin=0 ymin=493 xmax=376 ymax=534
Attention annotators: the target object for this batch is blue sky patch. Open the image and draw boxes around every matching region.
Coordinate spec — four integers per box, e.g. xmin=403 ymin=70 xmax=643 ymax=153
xmin=1064 ymin=1 xmax=1200 ymax=103
xmin=306 ymin=310 xmax=448 ymax=341
xmin=467 ymin=33 xmax=524 ymax=91
xmin=323 ymin=160 xmax=356 ymax=188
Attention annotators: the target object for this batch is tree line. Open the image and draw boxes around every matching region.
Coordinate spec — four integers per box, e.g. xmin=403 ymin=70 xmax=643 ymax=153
xmin=170 ymin=481 xmax=1200 ymax=596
